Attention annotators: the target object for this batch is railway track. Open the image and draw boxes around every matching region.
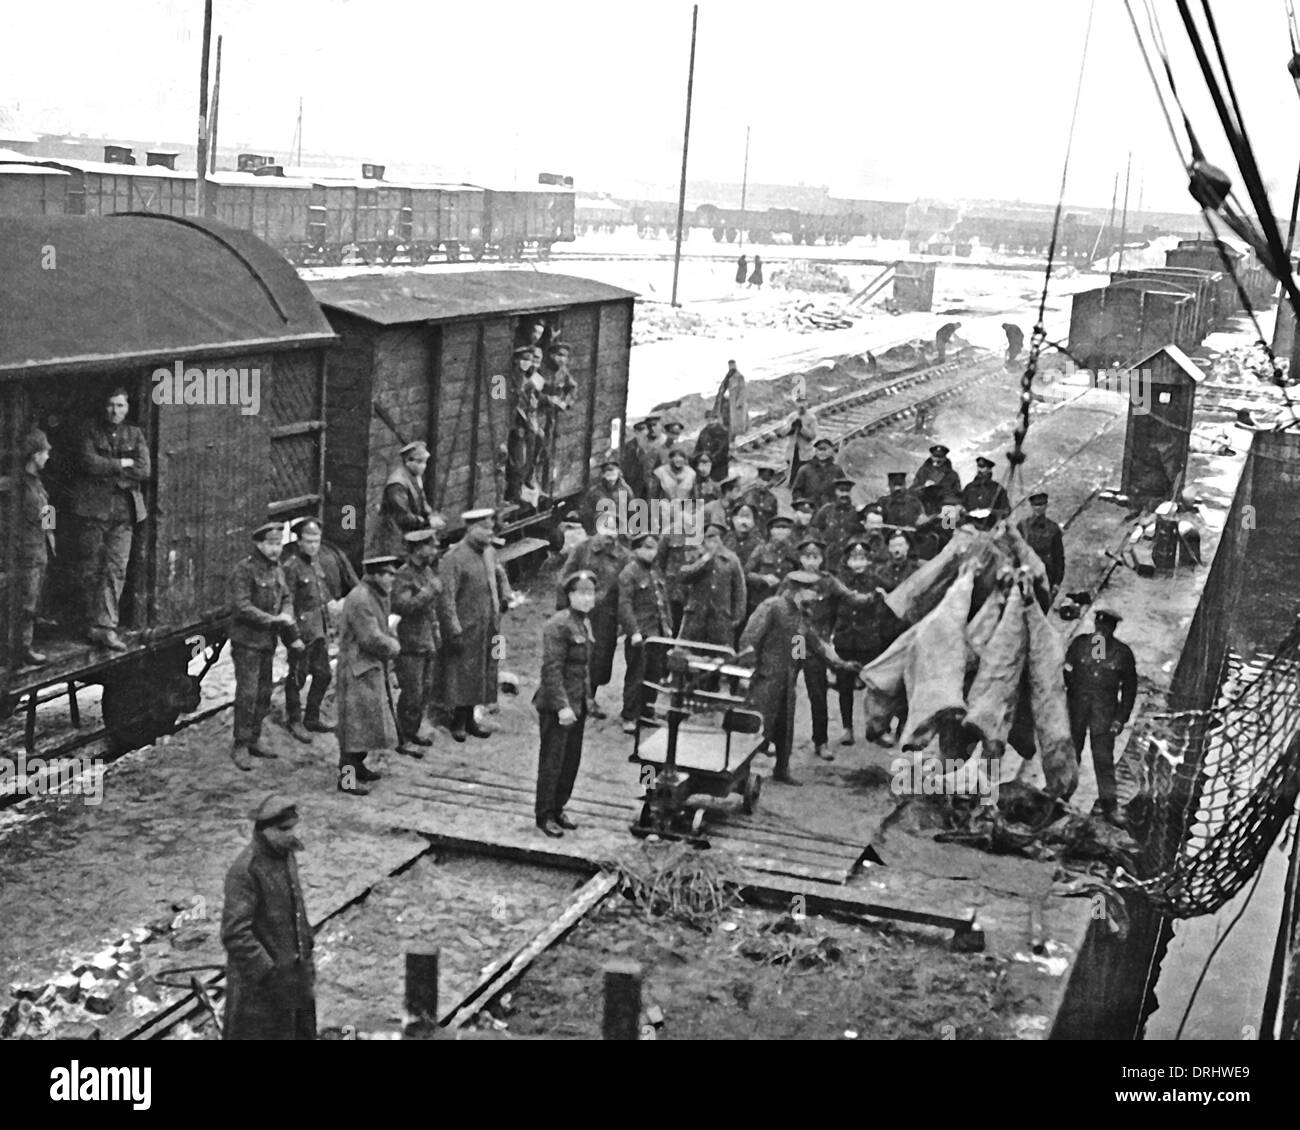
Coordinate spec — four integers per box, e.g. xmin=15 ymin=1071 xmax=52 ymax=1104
xmin=548 ymin=247 xmax=1062 ymax=273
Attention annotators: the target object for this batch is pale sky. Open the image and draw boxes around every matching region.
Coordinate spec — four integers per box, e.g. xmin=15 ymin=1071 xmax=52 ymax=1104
xmin=5 ymin=0 xmax=1299 ymax=212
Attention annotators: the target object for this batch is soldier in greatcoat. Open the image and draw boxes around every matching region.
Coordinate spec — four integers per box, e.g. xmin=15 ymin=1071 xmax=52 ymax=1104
xmin=812 ymin=477 xmax=865 ymax=573
xmin=17 ymin=428 xmax=54 ymax=667
xmin=556 ymin=509 xmax=629 ymax=718
xmin=960 ymin=456 xmax=1011 ymax=521
xmin=376 ymin=441 xmax=434 ymax=556
xmin=679 ymin=522 xmax=747 ymax=647
xmin=336 ymin=555 xmax=402 ymax=796
xmin=579 ymin=455 xmax=633 ymax=535
xmin=437 ymin=508 xmax=510 ymax=741
xmin=1018 ymin=491 xmax=1066 ymax=597
xmin=745 ymin=513 xmax=801 ymax=615
xmin=722 ymin=503 xmax=764 ymax=616
xmin=876 ymin=471 xmax=925 ymax=533
xmin=693 ymin=406 xmax=731 ymax=483
xmin=617 ymin=532 xmax=673 ymax=733
xmin=833 ymin=538 xmax=886 ymax=747
xmin=221 ymin=794 xmax=315 ymax=1041
xmin=740 ymin=464 xmax=781 ymax=534
xmin=791 ymin=437 xmax=843 ymax=512
xmin=911 ymin=443 xmax=962 ymax=497
xmin=533 ymin=571 xmax=597 ymax=837
xmin=392 ymin=528 xmax=442 ymax=756
xmin=281 ymin=518 xmax=334 ymax=743
xmin=229 ymin=522 xmax=303 ymax=772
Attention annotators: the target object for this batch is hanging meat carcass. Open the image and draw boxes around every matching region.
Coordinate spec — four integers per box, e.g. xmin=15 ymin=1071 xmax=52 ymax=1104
xmin=963 ymin=582 xmax=1029 ymax=757
xmin=900 ymin=564 xmax=975 ymax=752
xmin=1025 ymin=597 xmax=1079 ymax=798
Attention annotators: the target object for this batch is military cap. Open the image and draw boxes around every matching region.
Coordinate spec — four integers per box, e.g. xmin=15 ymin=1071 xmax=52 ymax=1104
xmin=404 ymin=527 xmax=437 ymax=544
xmin=363 ymin=554 xmax=402 ymax=572
xmin=563 ymin=569 xmax=598 ymax=592
xmin=730 ymin=502 xmax=756 ymax=519
xmin=290 ymin=516 xmax=321 ymax=534
xmin=796 ymin=535 xmax=826 ymax=552
xmin=642 ymin=414 xmax=662 ymax=426
xmin=21 ymin=428 xmax=51 ymax=459
xmin=400 ymin=441 xmax=430 ymax=458
xmin=601 ymin=454 xmax=622 ymax=470
xmin=1028 ymin=491 xmax=1049 ymax=505
xmin=513 ymin=344 xmax=534 ymax=358
xmin=792 ymin=497 xmax=815 ymax=512
xmin=1093 ymin=607 xmax=1123 ymax=624
xmin=843 ymin=538 xmax=873 ymax=555
xmin=888 ymin=528 xmax=913 ymax=545
xmin=547 ymin=342 xmax=572 ymax=356
xmin=252 ymin=521 xmax=284 ymax=541
xmin=461 ymin=507 xmax=496 ymax=524
xmin=721 ymin=474 xmax=742 ymax=490
xmin=250 ymin=794 xmax=298 ymax=827
xmin=768 ymin=515 xmax=794 ymax=529
xmin=887 ymin=471 xmax=907 ymax=484
xmin=756 ymin=464 xmax=780 ymax=477
xmin=860 ymin=503 xmax=883 ymax=516
xmin=785 ymin=570 xmax=820 ymax=586
xmin=975 ymin=456 xmax=995 ymax=469
xmin=631 ymin=419 xmax=649 ymax=432
xmin=630 ymin=531 xmax=659 ymax=548
xmin=667 ymin=444 xmax=689 ymax=459
xmin=691 ymin=451 xmax=714 ymax=467
xmin=929 ymin=444 xmax=950 ymax=457
xmin=833 ymin=477 xmax=855 ymax=489
xmin=814 ymin=437 xmax=834 ymax=450
xmin=664 ymin=420 xmax=685 ymax=433
xmin=703 ymin=521 xmax=729 ymax=537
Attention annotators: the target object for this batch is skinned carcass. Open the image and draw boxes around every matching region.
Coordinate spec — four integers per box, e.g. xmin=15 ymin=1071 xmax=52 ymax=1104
xmin=1025 ymin=597 xmax=1078 ymax=798
xmin=963 ymin=581 xmax=1029 ymax=756
xmin=900 ymin=564 xmax=975 ymax=751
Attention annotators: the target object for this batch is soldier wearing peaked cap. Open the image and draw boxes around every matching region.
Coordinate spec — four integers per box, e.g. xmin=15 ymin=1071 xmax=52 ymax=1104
xmin=694 ymin=404 xmax=731 ymax=482
xmin=876 ymin=470 xmax=924 ymax=532
xmin=377 ymin=440 xmax=434 ymax=556
xmin=618 ymin=531 xmax=673 ymax=731
xmin=281 ymin=517 xmax=335 ymax=743
xmin=740 ymin=464 xmax=780 ymax=534
xmin=679 ymin=520 xmax=747 ymax=647
xmin=534 ymin=570 xmax=597 ymax=838
xmin=812 ymin=476 xmax=864 ymax=573
xmin=17 ymin=427 xmax=54 ymax=667
xmin=556 ymin=508 xmax=629 ymax=718
xmin=912 ymin=444 xmax=962 ymax=498
xmin=230 ymin=522 xmax=302 ymax=772
xmin=961 ymin=456 xmax=1010 ymax=521
xmin=391 ymin=527 xmax=443 ymax=756
xmin=745 ymin=513 xmax=801 ymax=613
xmin=221 ymin=794 xmax=316 ymax=1040
xmin=791 ymin=437 xmax=844 ymax=512
xmin=579 ymin=453 xmax=633 ymax=535
xmin=1018 ymin=491 xmax=1065 ymax=594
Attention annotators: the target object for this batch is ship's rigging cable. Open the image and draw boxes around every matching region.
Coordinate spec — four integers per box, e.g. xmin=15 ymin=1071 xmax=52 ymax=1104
xmin=1003 ymin=0 xmax=1095 ymax=495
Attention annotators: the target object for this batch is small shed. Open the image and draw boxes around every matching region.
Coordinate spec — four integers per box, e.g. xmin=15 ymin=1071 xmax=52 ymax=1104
xmin=893 ymin=261 xmax=936 ymax=312
xmin=1119 ymin=344 xmax=1204 ymax=502
xmin=310 ymin=271 xmax=636 ymax=562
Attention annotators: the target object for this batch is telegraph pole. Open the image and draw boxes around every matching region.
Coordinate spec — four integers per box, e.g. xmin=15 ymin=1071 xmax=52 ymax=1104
xmin=208 ymin=34 xmax=222 ymax=175
xmin=671 ymin=4 xmax=699 ymax=308
xmin=195 ymin=0 xmax=213 ymax=217
xmin=739 ymin=124 xmax=750 ymax=251
xmin=1116 ymin=151 xmax=1132 ymax=273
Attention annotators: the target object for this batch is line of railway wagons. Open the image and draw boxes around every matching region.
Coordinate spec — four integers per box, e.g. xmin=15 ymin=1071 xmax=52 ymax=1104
xmin=0 ymin=147 xmax=576 ymax=265
xmin=1068 ymin=239 xmax=1275 ymax=369
xmin=0 ymin=212 xmax=632 ymax=752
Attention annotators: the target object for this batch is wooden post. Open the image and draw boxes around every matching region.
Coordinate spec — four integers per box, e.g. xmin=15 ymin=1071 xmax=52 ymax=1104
xmin=738 ymin=124 xmax=750 ymax=252
xmin=208 ymin=35 xmax=222 ymax=176
xmin=1117 ymin=151 xmax=1132 ymax=274
xmin=404 ymin=949 xmax=440 ymax=1037
xmin=195 ymin=0 xmax=213 ymax=218
xmin=602 ymin=959 xmax=643 ymax=1040
xmin=670 ymin=5 xmax=699 ymax=308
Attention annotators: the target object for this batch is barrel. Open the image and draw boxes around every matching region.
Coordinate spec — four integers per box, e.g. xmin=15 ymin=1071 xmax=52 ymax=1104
xmin=1152 ymin=514 xmax=1180 ymax=569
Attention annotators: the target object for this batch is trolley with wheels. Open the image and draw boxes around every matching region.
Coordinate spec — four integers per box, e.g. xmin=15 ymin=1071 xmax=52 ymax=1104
xmin=628 ymin=638 xmax=765 ymax=845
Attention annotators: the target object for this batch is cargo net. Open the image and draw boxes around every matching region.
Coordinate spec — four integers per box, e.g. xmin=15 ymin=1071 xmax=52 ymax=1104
xmin=1117 ymin=625 xmax=1300 ymax=919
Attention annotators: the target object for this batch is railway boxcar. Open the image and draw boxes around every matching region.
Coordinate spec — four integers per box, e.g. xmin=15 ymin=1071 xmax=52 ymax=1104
xmin=482 ymin=185 xmax=575 ymax=260
xmin=404 ymin=182 xmax=486 ymax=262
xmin=41 ymin=152 xmax=196 ymax=218
xmin=208 ymin=169 xmax=319 ymax=259
xmin=0 ymin=213 xmax=335 ymax=749
xmin=0 ymin=163 xmax=70 ymax=216
xmin=309 ymin=272 xmax=635 ymax=565
xmin=575 ymin=195 xmax=628 ymax=233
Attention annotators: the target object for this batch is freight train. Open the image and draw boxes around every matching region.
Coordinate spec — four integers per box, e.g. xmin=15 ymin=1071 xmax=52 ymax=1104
xmin=0 ymin=146 xmax=576 ymax=265
xmin=0 ymin=212 xmax=632 ymax=754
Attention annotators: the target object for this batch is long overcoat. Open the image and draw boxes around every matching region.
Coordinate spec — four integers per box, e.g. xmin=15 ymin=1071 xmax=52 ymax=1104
xmin=437 ymin=539 xmax=507 ymax=707
xmin=336 ymin=577 xmax=400 ymax=752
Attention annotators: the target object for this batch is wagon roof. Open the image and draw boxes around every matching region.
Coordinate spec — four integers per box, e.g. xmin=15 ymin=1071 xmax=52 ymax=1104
xmin=309 ymin=271 xmax=638 ymax=325
xmin=1128 ymin=343 xmax=1205 ymax=382
xmin=0 ymin=213 xmax=336 ymax=378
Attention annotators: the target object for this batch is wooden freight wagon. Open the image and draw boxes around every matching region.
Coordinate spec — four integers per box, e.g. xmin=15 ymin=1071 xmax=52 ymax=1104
xmin=0 ymin=213 xmax=335 ymax=748
xmin=483 ymin=185 xmax=576 ymax=260
xmin=310 ymin=271 xmax=635 ymax=566
xmin=208 ymin=170 xmax=319 ymax=262
xmin=0 ymin=163 xmax=70 ymax=216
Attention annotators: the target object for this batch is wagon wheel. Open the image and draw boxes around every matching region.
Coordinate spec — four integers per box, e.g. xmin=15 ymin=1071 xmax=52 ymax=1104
xmin=742 ymin=772 xmax=762 ymax=815
xmin=444 ymin=242 xmax=461 ymax=263
xmin=536 ymin=242 xmax=552 ymax=262
xmin=470 ymin=242 xmax=485 ymax=262
xmin=690 ymin=808 xmax=706 ymax=836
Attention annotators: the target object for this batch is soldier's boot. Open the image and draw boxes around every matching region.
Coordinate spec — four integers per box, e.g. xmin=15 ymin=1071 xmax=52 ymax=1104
xmin=304 ymin=714 xmax=336 ymax=734
xmin=814 ymin=744 xmax=834 ymax=761
xmin=248 ymin=743 xmax=279 ymax=759
xmin=355 ymin=757 xmax=383 ymax=783
xmin=230 ymin=744 xmax=253 ymax=772
xmin=287 ymin=720 xmax=313 ymax=745
xmin=396 ymin=736 xmax=426 ymax=759
xmin=338 ymin=759 xmax=370 ymax=796
xmin=838 ymin=728 xmax=856 ymax=747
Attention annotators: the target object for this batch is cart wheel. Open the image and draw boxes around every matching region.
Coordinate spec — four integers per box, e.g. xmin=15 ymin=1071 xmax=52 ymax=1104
xmin=743 ymin=773 xmax=762 ymax=815
xmin=690 ymin=809 xmax=706 ymax=835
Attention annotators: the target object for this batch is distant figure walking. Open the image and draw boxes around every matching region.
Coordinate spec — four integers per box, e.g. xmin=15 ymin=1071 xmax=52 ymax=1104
xmin=935 ymin=321 xmax=961 ymax=362
xmin=748 ymin=255 xmax=764 ymax=288
xmin=1002 ymin=322 xmax=1024 ymax=365
xmin=713 ymin=359 xmax=750 ymax=437
xmin=735 ymin=254 xmax=748 ymax=286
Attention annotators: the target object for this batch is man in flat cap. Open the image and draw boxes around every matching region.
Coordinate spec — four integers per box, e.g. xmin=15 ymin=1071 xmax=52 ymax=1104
xmin=791 ymin=496 xmax=816 ymax=540
xmin=534 ymin=571 xmax=597 ymax=837
xmin=556 ymin=508 xmax=628 ymax=719
xmin=337 ymin=555 xmax=402 ymax=794
xmin=662 ymin=419 xmax=686 ymax=453
xmin=694 ymin=405 xmax=731 ymax=483
xmin=392 ymin=528 xmax=443 ymax=756
xmin=378 ymin=441 xmax=434 ymax=555
xmin=230 ymin=523 xmax=303 ymax=771
xmin=740 ymin=464 xmax=780 ymax=534
xmin=911 ymin=444 xmax=962 ymax=498
xmin=1064 ymin=608 xmax=1138 ymax=826
xmin=72 ymin=387 xmax=150 ymax=652
xmin=221 ymin=795 xmax=315 ymax=1040
xmin=960 ymin=457 xmax=1011 ymax=522
xmin=17 ymin=428 xmax=55 ymax=667
xmin=812 ymin=477 xmax=864 ymax=573
xmin=282 ymin=518 xmax=335 ymax=743
xmin=618 ymin=531 xmax=673 ymax=733
xmin=679 ymin=522 xmax=747 ymax=647
xmin=580 ymin=454 xmax=633 ymax=536
xmin=438 ymin=509 xmax=511 ymax=742
xmin=1018 ymin=491 xmax=1065 ymax=597
xmin=792 ymin=437 xmax=844 ymax=513
xmin=876 ymin=471 xmax=924 ymax=533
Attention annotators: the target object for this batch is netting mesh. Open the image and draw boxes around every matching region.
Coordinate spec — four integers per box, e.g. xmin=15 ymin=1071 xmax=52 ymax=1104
xmin=1117 ymin=625 xmax=1300 ymax=918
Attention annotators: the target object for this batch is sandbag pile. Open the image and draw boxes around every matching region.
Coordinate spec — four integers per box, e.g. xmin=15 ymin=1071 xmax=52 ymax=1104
xmin=860 ymin=521 xmax=1077 ymax=798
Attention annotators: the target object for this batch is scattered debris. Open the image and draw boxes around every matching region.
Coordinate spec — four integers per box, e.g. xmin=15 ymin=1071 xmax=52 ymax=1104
xmin=602 ymin=842 xmax=743 ymax=930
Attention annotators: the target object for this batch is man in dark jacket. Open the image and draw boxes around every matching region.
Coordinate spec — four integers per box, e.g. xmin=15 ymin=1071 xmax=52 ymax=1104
xmin=911 ymin=444 xmax=962 ymax=497
xmin=694 ymin=407 xmax=731 ymax=482
xmin=618 ymin=533 xmax=673 ymax=733
xmin=337 ymin=555 xmax=402 ymax=795
xmin=834 ymin=538 xmax=884 ymax=746
xmin=73 ymin=387 xmax=150 ymax=651
xmin=745 ymin=514 xmax=801 ymax=613
xmin=17 ymin=428 xmax=55 ymax=667
xmin=740 ymin=464 xmax=780 ymax=533
xmin=221 ymin=794 xmax=315 ymax=1040
xmin=960 ymin=456 xmax=1011 ymax=521
xmin=282 ymin=519 xmax=334 ymax=743
xmin=1002 ymin=322 xmax=1025 ymax=364
xmin=791 ymin=438 xmax=843 ymax=511
xmin=229 ymin=523 xmax=303 ymax=772
xmin=1064 ymin=608 xmax=1138 ymax=826
xmin=534 ymin=571 xmax=596 ymax=837
xmin=812 ymin=477 xmax=864 ymax=573
xmin=876 ymin=471 xmax=925 ymax=532
xmin=556 ymin=511 xmax=629 ymax=719
xmin=376 ymin=441 xmax=434 ymax=555
xmin=579 ymin=456 xmax=633 ymax=534
xmin=935 ymin=321 xmax=961 ymax=362
xmin=679 ymin=523 xmax=747 ymax=647
xmin=392 ymin=528 xmax=442 ymax=756
xmin=1018 ymin=491 xmax=1065 ymax=596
